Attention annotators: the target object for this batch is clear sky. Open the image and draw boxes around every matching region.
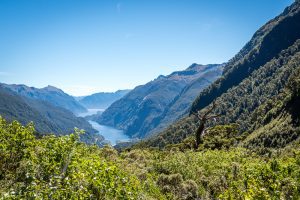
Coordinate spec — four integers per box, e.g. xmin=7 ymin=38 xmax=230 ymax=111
xmin=0 ymin=0 xmax=294 ymax=96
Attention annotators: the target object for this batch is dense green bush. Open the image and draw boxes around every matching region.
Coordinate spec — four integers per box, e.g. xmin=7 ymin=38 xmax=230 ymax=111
xmin=143 ymin=2 xmax=300 ymax=149
xmin=0 ymin=117 xmax=140 ymax=199
xmin=1 ymin=117 xmax=300 ymax=199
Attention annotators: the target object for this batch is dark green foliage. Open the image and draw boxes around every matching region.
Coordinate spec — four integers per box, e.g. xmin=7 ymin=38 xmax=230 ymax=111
xmin=157 ymin=173 xmax=198 ymax=199
xmin=191 ymin=1 xmax=300 ymax=114
xmin=141 ymin=2 xmax=300 ymax=150
xmin=158 ymin=124 xmax=244 ymax=152
xmin=199 ymin=124 xmax=246 ymax=150
xmin=287 ymin=66 xmax=300 ymax=98
xmin=243 ymin=67 xmax=300 ymax=149
xmin=136 ymin=116 xmax=198 ymax=149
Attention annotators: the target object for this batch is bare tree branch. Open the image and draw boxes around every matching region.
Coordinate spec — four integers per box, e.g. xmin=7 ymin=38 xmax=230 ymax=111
xmin=194 ymin=100 xmax=221 ymax=149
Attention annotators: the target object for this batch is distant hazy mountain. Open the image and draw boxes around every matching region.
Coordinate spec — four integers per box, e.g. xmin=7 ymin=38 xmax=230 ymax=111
xmin=0 ymin=85 xmax=103 ymax=145
xmin=78 ymin=90 xmax=130 ymax=109
xmin=94 ymin=64 xmax=222 ymax=138
xmin=0 ymin=84 xmax=86 ymax=114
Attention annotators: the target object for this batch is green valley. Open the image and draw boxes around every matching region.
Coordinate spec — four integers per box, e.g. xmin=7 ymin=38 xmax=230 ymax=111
xmin=1 ymin=0 xmax=300 ymax=199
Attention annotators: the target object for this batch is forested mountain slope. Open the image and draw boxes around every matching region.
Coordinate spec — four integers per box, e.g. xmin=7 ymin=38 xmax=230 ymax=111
xmin=0 ymin=83 xmax=86 ymax=114
xmin=141 ymin=1 xmax=300 ymax=148
xmin=0 ymin=87 xmax=54 ymax=133
xmin=243 ymin=66 xmax=300 ymax=149
xmin=191 ymin=1 xmax=300 ymax=113
xmin=0 ymin=86 xmax=102 ymax=144
xmin=148 ymin=68 xmax=222 ymax=136
xmin=95 ymin=64 xmax=222 ymax=138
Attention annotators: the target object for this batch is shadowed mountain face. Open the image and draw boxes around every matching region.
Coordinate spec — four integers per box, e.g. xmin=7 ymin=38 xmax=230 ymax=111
xmin=94 ymin=64 xmax=222 ymax=138
xmin=78 ymin=90 xmax=130 ymax=109
xmin=0 ymin=85 xmax=103 ymax=145
xmin=148 ymin=68 xmax=222 ymax=136
xmin=0 ymin=83 xmax=86 ymax=114
xmin=191 ymin=1 xmax=300 ymax=114
xmin=142 ymin=1 xmax=300 ymax=148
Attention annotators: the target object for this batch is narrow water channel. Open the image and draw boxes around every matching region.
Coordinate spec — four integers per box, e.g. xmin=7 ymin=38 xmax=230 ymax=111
xmin=78 ymin=109 xmax=130 ymax=146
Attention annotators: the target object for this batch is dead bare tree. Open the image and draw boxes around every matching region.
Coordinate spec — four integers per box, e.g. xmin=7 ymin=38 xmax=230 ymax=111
xmin=192 ymin=101 xmax=221 ymax=149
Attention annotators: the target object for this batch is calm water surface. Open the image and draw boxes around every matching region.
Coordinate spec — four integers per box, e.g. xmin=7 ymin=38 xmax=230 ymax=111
xmin=78 ymin=109 xmax=130 ymax=146
xmin=89 ymin=120 xmax=130 ymax=146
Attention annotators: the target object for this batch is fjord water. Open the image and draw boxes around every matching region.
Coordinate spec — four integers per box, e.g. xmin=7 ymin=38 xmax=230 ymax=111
xmin=78 ymin=109 xmax=130 ymax=146
xmin=88 ymin=120 xmax=130 ymax=146
xmin=77 ymin=108 xmax=105 ymax=117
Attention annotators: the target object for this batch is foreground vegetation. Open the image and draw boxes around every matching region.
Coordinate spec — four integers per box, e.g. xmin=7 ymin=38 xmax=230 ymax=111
xmin=0 ymin=118 xmax=139 ymax=199
xmin=1 ymin=117 xmax=300 ymax=199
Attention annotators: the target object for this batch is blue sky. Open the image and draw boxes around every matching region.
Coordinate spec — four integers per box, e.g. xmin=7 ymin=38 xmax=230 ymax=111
xmin=0 ymin=0 xmax=293 ymax=96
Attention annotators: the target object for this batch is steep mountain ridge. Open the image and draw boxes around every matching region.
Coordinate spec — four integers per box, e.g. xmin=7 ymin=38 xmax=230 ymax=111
xmin=191 ymin=1 xmax=300 ymax=113
xmin=0 ymin=83 xmax=86 ymax=114
xmin=141 ymin=1 xmax=300 ymax=148
xmin=95 ymin=64 xmax=222 ymax=138
xmin=146 ymin=67 xmax=223 ymax=136
xmin=0 ymin=86 xmax=53 ymax=133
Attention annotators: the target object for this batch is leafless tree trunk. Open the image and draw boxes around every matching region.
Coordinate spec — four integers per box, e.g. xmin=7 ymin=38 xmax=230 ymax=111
xmin=195 ymin=119 xmax=205 ymax=149
xmin=192 ymin=101 xmax=220 ymax=149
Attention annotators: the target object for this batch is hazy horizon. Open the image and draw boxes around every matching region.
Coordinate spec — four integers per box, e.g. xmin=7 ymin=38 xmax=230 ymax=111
xmin=0 ymin=0 xmax=293 ymax=96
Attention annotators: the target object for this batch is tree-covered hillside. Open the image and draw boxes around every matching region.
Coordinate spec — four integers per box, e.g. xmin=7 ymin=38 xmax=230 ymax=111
xmin=0 ymin=86 xmax=103 ymax=145
xmin=191 ymin=1 xmax=300 ymax=113
xmin=149 ymin=68 xmax=223 ymax=136
xmin=141 ymin=1 xmax=300 ymax=149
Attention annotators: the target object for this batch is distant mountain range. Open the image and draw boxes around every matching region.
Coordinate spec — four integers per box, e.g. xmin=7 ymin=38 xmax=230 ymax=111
xmin=77 ymin=90 xmax=130 ymax=109
xmin=93 ymin=64 xmax=223 ymax=138
xmin=0 ymin=84 xmax=103 ymax=145
xmin=0 ymin=84 xmax=86 ymax=114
